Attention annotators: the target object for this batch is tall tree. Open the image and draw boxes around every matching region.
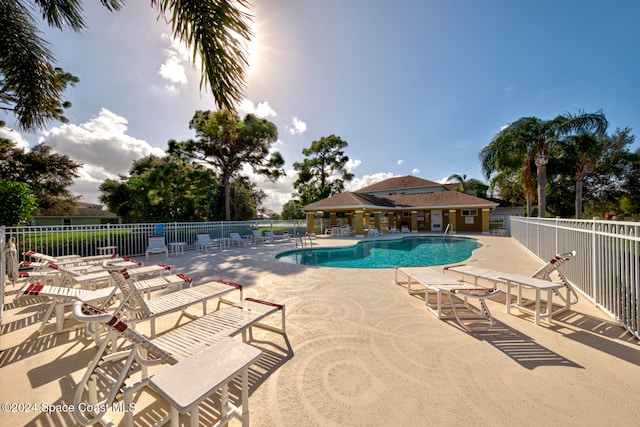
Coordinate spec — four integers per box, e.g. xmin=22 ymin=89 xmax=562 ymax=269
xmin=1 ymin=0 xmax=252 ymax=131
xmin=0 ymin=180 xmax=37 ymax=225
xmin=168 ymin=110 xmax=284 ymax=221
xmin=558 ymin=133 xmax=602 ymax=218
xmin=480 ymin=133 xmax=535 ymax=216
xmin=99 ymin=154 xmax=215 ymax=222
xmin=293 ymin=135 xmax=354 ymax=205
xmin=446 ymin=173 xmax=488 ymax=197
xmin=281 ymin=199 xmax=304 ymax=219
xmin=480 ymin=110 xmax=608 ymax=217
xmin=0 ymin=141 xmax=81 ymax=214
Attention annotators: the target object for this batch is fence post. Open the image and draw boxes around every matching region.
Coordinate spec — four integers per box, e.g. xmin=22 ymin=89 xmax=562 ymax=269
xmin=554 ymin=216 xmax=560 ymax=254
xmin=1 ymin=225 xmax=5 ymax=349
xmin=592 ymin=217 xmax=599 ymax=306
xmin=174 ymin=222 xmax=178 ymax=245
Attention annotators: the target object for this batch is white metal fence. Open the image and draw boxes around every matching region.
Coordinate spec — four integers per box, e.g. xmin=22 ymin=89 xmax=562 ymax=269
xmin=3 ymin=220 xmax=307 ymax=261
xmin=510 ymin=216 xmax=639 ymax=340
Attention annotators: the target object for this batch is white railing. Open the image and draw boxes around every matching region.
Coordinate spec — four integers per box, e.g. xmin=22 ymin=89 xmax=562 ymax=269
xmin=295 ymin=233 xmax=313 ymax=249
xmin=511 ymin=216 xmax=639 ymax=340
xmin=4 ymin=220 xmax=307 ymax=262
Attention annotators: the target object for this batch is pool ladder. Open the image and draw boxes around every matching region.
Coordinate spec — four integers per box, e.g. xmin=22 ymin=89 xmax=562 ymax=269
xmin=443 ymin=223 xmax=451 ymax=240
xmin=295 ymin=233 xmax=313 ymax=249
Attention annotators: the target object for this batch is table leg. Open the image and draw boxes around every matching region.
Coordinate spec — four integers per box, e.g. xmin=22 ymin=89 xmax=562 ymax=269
xmin=545 ymin=289 xmax=553 ymax=324
xmin=221 ymin=382 xmax=228 ymax=423
xmin=505 ymin=281 xmax=512 ymax=315
xmin=534 ymin=288 xmax=541 ymax=326
xmin=190 ymin=406 xmax=199 ymax=427
xmin=242 ymin=368 xmax=250 ymax=427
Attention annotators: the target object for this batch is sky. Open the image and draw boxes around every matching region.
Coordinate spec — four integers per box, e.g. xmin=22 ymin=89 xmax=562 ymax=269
xmin=2 ymin=0 xmax=639 ymax=215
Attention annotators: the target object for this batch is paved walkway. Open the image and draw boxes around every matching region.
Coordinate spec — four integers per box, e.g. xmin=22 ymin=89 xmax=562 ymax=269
xmin=1 ymin=234 xmax=639 ymax=426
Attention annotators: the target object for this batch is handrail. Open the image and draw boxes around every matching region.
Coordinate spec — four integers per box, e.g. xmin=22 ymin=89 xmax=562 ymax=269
xmin=295 ymin=233 xmax=313 ymax=249
xmin=443 ymin=223 xmax=451 ymax=239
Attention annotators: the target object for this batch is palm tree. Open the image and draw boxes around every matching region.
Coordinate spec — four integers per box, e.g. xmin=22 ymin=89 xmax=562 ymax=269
xmin=559 ymin=133 xmax=602 ymax=218
xmin=1 ymin=0 xmax=252 ymax=131
xmin=446 ymin=173 xmax=488 ymax=197
xmin=480 ymin=110 xmax=608 ymax=217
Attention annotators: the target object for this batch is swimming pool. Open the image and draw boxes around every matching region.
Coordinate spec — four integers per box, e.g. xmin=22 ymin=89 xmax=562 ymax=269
xmin=276 ymin=236 xmax=481 ymax=268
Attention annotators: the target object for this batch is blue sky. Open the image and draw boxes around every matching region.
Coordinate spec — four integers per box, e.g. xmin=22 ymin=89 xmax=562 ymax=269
xmin=2 ymin=0 xmax=639 ymax=213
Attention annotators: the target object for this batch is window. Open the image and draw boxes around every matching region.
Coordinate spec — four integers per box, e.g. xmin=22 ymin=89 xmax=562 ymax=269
xmin=403 ymin=211 xmax=411 ymax=217
xmin=461 ymin=209 xmax=478 ymax=216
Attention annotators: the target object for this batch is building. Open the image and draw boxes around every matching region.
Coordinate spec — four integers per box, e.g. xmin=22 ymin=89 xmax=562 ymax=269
xmin=32 ymin=202 xmax=121 ymax=226
xmin=303 ymin=175 xmax=499 ymax=236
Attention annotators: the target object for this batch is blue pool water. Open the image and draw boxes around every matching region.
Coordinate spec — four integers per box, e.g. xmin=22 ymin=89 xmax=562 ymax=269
xmin=276 ymin=236 xmax=481 ymax=268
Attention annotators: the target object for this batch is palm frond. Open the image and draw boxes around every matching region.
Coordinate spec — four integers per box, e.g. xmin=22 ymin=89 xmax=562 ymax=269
xmin=152 ymin=0 xmax=253 ymax=111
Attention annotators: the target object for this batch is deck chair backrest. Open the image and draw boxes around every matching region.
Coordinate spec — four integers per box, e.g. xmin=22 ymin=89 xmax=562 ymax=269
xmin=230 ymin=232 xmax=242 ymax=240
xmin=531 ymin=250 xmax=576 ymax=281
xmin=108 ymin=268 xmax=153 ymax=320
xmin=196 ymin=233 xmax=212 ymax=244
xmin=252 ymin=230 xmax=262 ymax=238
xmin=71 ymin=301 xmax=175 ymax=426
xmin=23 ymin=251 xmax=58 ymax=263
xmin=148 ymin=235 xmax=166 ymax=249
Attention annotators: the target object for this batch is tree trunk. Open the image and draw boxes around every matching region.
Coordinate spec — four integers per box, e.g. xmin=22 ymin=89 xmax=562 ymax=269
xmin=535 ymin=152 xmax=549 ymax=218
xmin=222 ymin=175 xmax=231 ymax=221
xmin=575 ymin=179 xmax=584 ymax=219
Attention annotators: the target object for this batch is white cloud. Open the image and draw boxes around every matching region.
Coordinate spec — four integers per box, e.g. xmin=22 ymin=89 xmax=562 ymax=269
xmin=0 ymin=127 xmax=30 ymax=150
xmin=346 ymin=172 xmax=395 ymax=192
xmin=39 ymin=108 xmax=165 ymax=203
xmin=158 ymin=55 xmax=187 ymax=85
xmin=237 ymin=99 xmax=277 ymax=118
xmin=397 ymin=159 xmax=404 ymax=165
xmin=345 ymin=159 xmax=361 ymax=173
xmin=158 ymin=34 xmax=190 ymax=92
xmin=412 ymin=168 xmax=421 ymax=175
xmin=288 ymin=117 xmax=307 ymax=135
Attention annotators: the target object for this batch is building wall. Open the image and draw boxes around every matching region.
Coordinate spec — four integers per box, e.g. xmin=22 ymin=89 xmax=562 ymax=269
xmin=453 ymin=208 xmax=483 ymax=232
xmin=32 ymin=217 xmax=121 ymax=226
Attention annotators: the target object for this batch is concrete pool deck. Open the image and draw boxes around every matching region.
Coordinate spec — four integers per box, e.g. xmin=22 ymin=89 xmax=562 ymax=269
xmin=1 ymin=233 xmax=639 ymax=426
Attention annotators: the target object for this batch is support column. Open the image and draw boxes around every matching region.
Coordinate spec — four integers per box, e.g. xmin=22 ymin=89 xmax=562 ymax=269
xmin=388 ymin=211 xmax=396 ymax=230
xmin=482 ymin=208 xmax=491 ymax=234
xmin=306 ymin=212 xmax=316 ymax=235
xmin=374 ymin=212 xmax=381 ymax=229
xmin=329 ymin=212 xmax=337 ymax=228
xmin=411 ymin=211 xmax=418 ymax=232
xmin=355 ymin=210 xmax=364 ymax=237
xmin=448 ymin=209 xmax=457 ymax=233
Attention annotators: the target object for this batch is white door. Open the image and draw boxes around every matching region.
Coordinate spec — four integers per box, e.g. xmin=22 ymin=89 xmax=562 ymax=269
xmin=431 ymin=210 xmax=442 ymax=231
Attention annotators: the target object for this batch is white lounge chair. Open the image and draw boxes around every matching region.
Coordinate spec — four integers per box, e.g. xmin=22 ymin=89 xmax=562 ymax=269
xmin=18 ymin=268 xmax=190 ymax=334
xmin=195 ymin=232 xmax=222 ymax=252
xmin=443 ymin=250 xmax=579 ymax=307
xmin=252 ymin=229 xmax=268 ymax=244
xmin=60 ymin=262 xmax=170 ymax=290
xmin=106 ymin=265 xmax=243 ymax=338
xmin=145 ymin=235 xmax=168 ymax=260
xmin=395 ymin=266 xmax=501 ymax=331
xmin=263 ymin=231 xmax=283 ymax=243
xmin=71 ymin=294 xmax=285 ymax=426
xmin=229 ymin=232 xmax=251 ymax=247
xmin=401 ymin=225 xmax=410 ymax=233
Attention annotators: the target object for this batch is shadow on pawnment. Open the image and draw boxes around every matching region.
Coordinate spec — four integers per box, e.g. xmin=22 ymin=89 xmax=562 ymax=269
xmin=550 ymin=310 xmax=640 ymax=366
xmin=0 ymin=328 xmax=88 ymax=369
xmin=471 ymin=320 xmax=583 ymax=370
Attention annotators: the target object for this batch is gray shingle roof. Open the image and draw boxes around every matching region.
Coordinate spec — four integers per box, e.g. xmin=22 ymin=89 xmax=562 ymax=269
xmin=304 ymin=189 xmax=497 ymax=211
